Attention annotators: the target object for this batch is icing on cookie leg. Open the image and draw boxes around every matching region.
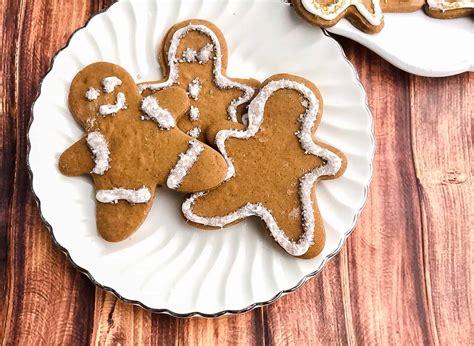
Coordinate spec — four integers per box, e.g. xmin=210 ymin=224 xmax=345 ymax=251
xmin=138 ymin=20 xmax=260 ymax=143
xmin=96 ymin=186 xmax=152 ymax=204
xmin=182 ymin=75 xmax=346 ymax=258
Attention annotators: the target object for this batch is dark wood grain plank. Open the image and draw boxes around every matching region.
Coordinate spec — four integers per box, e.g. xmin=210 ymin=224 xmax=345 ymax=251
xmin=91 ymin=290 xmax=264 ymax=345
xmin=0 ymin=0 xmax=23 ymax=339
xmin=264 ymin=254 xmax=351 ymax=345
xmin=409 ymin=73 xmax=473 ymax=345
xmin=263 ymin=38 xmax=438 ymax=344
xmin=91 ymin=290 xmax=154 ymax=345
xmin=176 ymin=312 xmax=262 ymax=345
xmin=339 ymin=39 xmax=435 ymax=344
xmin=0 ymin=1 xmax=112 ymax=344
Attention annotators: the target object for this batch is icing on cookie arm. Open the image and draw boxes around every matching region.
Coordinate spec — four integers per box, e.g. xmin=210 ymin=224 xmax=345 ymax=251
xmin=59 ymin=137 xmax=95 ymax=177
xmin=165 ymin=136 xmax=227 ymax=193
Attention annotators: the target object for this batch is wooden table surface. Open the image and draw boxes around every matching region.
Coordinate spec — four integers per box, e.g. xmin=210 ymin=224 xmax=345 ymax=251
xmin=1 ymin=1 xmax=472 ymax=344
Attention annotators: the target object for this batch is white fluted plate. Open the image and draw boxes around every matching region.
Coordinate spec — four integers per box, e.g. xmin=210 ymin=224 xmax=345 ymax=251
xmin=29 ymin=0 xmax=374 ymax=316
xmin=326 ymin=11 xmax=474 ymax=77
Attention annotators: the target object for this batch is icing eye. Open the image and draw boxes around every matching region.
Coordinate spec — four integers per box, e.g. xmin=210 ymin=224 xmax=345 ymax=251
xmin=196 ymin=43 xmax=213 ymax=64
xmin=181 ymin=48 xmax=197 ymax=63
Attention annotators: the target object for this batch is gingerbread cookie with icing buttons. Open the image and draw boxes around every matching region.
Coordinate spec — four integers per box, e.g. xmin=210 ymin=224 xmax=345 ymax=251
xmin=182 ymin=74 xmax=347 ymax=259
xmin=292 ymin=0 xmax=385 ymax=34
xmin=138 ymin=19 xmax=260 ymax=143
xmin=424 ymin=0 xmax=474 ymax=18
xmin=59 ymin=62 xmax=228 ymax=242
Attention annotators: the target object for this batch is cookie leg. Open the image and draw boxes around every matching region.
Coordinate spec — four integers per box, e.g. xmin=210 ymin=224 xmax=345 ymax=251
xmin=182 ymin=183 xmax=246 ymax=229
xmin=95 ymin=187 xmax=156 ymax=242
xmin=262 ymin=193 xmax=325 ymax=259
xmin=59 ymin=137 xmax=94 ymax=176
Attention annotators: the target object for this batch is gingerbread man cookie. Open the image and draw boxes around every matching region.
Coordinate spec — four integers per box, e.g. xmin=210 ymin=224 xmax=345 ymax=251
xmin=182 ymin=74 xmax=347 ymax=259
xmin=139 ymin=19 xmax=260 ymax=143
xmin=424 ymin=0 xmax=474 ymax=18
xmin=59 ymin=62 xmax=228 ymax=242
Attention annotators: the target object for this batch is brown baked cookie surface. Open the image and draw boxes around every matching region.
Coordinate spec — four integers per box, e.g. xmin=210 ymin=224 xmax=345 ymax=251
xmin=381 ymin=0 xmax=425 ymax=12
xmin=182 ymin=74 xmax=347 ymax=259
xmin=59 ymin=62 xmax=228 ymax=242
xmin=423 ymin=0 xmax=474 ymax=18
xmin=291 ymin=0 xmax=385 ymax=34
xmin=138 ymin=19 xmax=260 ymax=144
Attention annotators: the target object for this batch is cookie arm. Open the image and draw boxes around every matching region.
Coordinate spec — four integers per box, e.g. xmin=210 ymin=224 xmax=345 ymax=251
xmin=150 ymin=87 xmax=190 ymax=121
xmin=176 ymin=143 xmax=228 ymax=193
xmin=59 ymin=137 xmax=94 ymax=176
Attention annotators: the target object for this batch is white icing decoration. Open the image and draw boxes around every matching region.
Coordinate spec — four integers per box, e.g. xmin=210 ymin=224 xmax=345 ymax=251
xmin=87 ymin=130 xmax=110 ymax=175
xmin=181 ymin=48 xmax=197 ymax=62
xmin=140 ymin=96 xmax=176 ymax=130
xmin=182 ymin=79 xmax=343 ymax=257
xmin=427 ymin=0 xmax=474 ymax=10
xmin=187 ymin=127 xmax=201 ymax=138
xmin=180 ymin=44 xmax=214 ymax=64
xmin=102 ymin=76 xmax=122 ymax=93
xmin=138 ymin=24 xmax=255 ymax=122
xmin=189 ymin=106 xmax=200 ymax=121
xmin=241 ymin=113 xmax=249 ymax=126
xmin=96 ymin=186 xmax=151 ymax=204
xmin=99 ymin=92 xmax=127 ymax=116
xmin=301 ymin=0 xmax=383 ymax=26
xmin=167 ymin=139 xmax=204 ymax=190
xmin=196 ymin=43 xmax=213 ymax=64
xmin=85 ymin=87 xmax=100 ymax=101
xmin=188 ymin=78 xmax=202 ymax=100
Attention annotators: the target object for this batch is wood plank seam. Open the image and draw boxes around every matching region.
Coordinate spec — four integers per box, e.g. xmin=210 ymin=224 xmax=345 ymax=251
xmin=407 ymin=79 xmax=440 ymax=346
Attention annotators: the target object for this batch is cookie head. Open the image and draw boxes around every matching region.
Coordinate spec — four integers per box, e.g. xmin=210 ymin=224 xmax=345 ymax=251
xmin=68 ymin=62 xmax=139 ymax=130
xmin=139 ymin=19 xmax=259 ymax=144
xmin=161 ymin=19 xmax=229 ymax=76
xmin=183 ymin=74 xmax=347 ymax=259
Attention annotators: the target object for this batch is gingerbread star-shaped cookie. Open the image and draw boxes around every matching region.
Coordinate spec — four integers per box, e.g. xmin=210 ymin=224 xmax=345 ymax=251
xmin=182 ymin=74 xmax=347 ymax=259
xmin=139 ymin=19 xmax=260 ymax=143
xmin=59 ymin=62 xmax=228 ymax=242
